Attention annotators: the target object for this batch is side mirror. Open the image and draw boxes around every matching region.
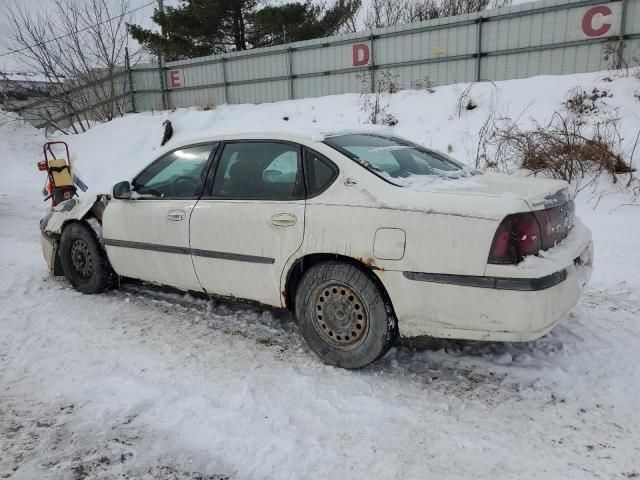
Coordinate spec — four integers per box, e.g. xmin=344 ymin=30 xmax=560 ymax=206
xmin=113 ymin=181 xmax=132 ymax=199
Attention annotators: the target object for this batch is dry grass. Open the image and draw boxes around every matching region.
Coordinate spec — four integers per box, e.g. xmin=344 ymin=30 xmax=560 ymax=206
xmin=454 ymin=82 xmax=479 ymax=117
xmin=564 ymin=87 xmax=611 ymax=117
xmin=410 ymin=76 xmax=436 ymax=94
xmin=357 ymin=71 xmax=400 ymax=126
xmin=479 ymin=106 xmax=636 ymax=196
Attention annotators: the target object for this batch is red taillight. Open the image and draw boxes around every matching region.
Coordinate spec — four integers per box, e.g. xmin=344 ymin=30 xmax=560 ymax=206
xmin=516 ymin=214 xmax=541 ymax=257
xmin=491 ymin=221 xmax=511 ymax=260
xmin=534 ymin=201 xmax=574 ymax=250
xmin=535 ymin=209 xmax=554 ymax=250
xmin=488 ymin=212 xmax=542 ymax=264
xmin=489 ymin=202 xmax=574 ymax=264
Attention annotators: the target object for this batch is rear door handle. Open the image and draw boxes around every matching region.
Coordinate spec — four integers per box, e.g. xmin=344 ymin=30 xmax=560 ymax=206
xmin=271 ymin=213 xmax=297 ymax=227
xmin=167 ymin=209 xmax=186 ymax=221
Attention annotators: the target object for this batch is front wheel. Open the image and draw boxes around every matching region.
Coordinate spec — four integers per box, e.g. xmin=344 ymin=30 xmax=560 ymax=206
xmin=295 ymin=261 xmax=397 ymax=369
xmin=59 ymin=222 xmax=114 ymax=294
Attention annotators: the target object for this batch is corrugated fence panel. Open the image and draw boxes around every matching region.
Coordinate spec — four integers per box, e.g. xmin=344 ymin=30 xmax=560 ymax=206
xmin=227 ymin=53 xmax=289 ymax=82
xmin=131 ymin=67 xmax=159 ymax=91
xmin=387 ymin=58 xmax=476 ymax=87
xmin=375 ymin=23 xmax=476 ymax=66
xmin=623 ymin=38 xmax=640 ymax=65
xmin=170 ymin=86 xmax=226 ymax=108
xmin=229 ymin=80 xmax=290 ymax=104
xmin=626 ymin=0 xmax=640 ymax=36
xmin=129 ymin=66 xmax=163 ymax=111
xmin=178 ymin=62 xmax=224 ymax=87
xmin=134 ymin=92 xmax=163 ymax=112
xmin=481 ymin=40 xmax=612 ymax=80
xmin=13 ymin=0 xmax=640 ymax=127
xmin=293 ymin=43 xmax=358 ymax=75
xmin=293 ymin=72 xmax=362 ymax=99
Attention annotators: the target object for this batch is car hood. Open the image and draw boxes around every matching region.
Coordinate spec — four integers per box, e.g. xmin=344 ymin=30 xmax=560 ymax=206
xmin=42 ymin=195 xmax=104 ymax=235
xmin=415 ymin=172 xmax=570 ymax=211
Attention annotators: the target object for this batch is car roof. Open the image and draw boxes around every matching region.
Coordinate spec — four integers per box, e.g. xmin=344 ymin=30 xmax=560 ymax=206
xmin=166 ymin=125 xmax=396 ymax=151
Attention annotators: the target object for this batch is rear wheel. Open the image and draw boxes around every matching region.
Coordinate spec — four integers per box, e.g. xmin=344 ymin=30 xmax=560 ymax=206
xmin=295 ymin=261 xmax=397 ymax=368
xmin=59 ymin=222 xmax=114 ymax=294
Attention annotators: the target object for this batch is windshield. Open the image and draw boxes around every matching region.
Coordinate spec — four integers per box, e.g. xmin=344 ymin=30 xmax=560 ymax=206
xmin=324 ymin=134 xmax=477 ymax=185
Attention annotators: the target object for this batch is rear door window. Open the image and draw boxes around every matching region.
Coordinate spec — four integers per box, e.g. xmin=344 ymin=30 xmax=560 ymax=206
xmin=210 ymin=142 xmax=303 ymax=200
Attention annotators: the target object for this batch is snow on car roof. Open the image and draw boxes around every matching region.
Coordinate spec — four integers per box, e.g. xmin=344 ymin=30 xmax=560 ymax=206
xmin=168 ymin=124 xmax=396 ymax=149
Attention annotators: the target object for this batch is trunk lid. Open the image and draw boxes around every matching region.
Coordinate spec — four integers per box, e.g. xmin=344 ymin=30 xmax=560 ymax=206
xmin=433 ymin=173 xmax=575 ymax=249
xmin=424 ymin=172 xmax=570 ymax=211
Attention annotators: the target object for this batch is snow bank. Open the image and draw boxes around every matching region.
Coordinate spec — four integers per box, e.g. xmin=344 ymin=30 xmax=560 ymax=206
xmin=1 ymin=114 xmax=50 ymax=199
xmin=59 ymin=70 xmax=640 ymax=197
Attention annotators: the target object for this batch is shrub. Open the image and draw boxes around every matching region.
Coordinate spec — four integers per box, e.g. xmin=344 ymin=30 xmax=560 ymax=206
xmin=454 ymin=82 xmax=479 ymax=117
xmin=484 ymin=110 xmax=634 ymax=195
xmin=564 ymin=87 xmax=610 ymax=117
xmin=475 ymin=83 xmax=639 ymax=196
xmin=357 ymin=71 xmax=401 ymax=126
xmin=410 ymin=76 xmax=435 ymax=94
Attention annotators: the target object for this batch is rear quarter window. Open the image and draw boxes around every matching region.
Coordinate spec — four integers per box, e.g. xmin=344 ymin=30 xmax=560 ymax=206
xmin=324 ymin=134 xmax=473 ymax=186
xmin=305 ymin=149 xmax=338 ymax=196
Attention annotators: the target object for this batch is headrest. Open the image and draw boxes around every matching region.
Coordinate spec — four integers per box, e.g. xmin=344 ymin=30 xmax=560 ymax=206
xmin=228 ymin=157 xmax=262 ymax=183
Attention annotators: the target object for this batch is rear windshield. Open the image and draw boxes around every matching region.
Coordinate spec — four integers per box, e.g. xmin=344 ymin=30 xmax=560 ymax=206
xmin=324 ymin=134 xmax=477 ymax=185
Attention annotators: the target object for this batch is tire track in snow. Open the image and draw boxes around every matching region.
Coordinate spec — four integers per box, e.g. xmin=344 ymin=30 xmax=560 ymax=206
xmin=2 ymin=195 xmax=640 ymax=478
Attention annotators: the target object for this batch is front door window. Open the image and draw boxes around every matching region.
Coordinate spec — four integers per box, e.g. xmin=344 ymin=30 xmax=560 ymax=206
xmin=134 ymin=144 xmax=215 ymax=198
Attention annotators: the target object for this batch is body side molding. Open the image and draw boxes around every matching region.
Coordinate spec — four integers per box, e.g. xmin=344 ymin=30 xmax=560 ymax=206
xmin=403 ymin=269 xmax=567 ymax=291
xmin=102 ymin=238 xmax=275 ymax=265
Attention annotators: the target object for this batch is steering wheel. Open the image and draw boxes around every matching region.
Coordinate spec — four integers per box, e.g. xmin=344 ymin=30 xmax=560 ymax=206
xmin=135 ymin=185 xmax=163 ymax=197
xmin=172 ymin=175 xmax=198 ymax=196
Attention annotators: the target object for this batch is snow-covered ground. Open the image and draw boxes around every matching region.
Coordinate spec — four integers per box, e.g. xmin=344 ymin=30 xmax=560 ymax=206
xmin=1 ymin=71 xmax=639 ymax=479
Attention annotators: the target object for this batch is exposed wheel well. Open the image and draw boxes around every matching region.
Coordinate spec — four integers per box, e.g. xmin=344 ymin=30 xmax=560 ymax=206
xmin=58 ymin=219 xmax=116 ymax=293
xmin=284 ymin=253 xmax=396 ymax=318
xmin=55 ymin=217 xmax=104 ymax=275
xmin=52 ymin=220 xmax=86 ymax=276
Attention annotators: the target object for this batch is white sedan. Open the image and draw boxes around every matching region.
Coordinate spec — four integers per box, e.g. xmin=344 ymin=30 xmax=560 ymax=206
xmin=40 ymin=131 xmax=593 ymax=368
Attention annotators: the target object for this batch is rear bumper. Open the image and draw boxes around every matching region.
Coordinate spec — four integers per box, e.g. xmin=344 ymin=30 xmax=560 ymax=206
xmin=402 ymin=269 xmax=567 ymax=291
xmin=380 ymin=222 xmax=593 ymax=341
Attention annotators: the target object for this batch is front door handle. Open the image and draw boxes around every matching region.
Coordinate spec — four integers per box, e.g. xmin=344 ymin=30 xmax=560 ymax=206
xmin=271 ymin=213 xmax=297 ymax=227
xmin=167 ymin=209 xmax=186 ymax=221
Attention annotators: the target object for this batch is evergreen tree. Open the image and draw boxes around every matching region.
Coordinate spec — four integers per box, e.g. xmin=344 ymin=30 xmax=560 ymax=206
xmin=129 ymin=0 xmax=257 ymax=61
xmin=248 ymin=1 xmax=361 ymax=48
xmin=129 ymin=0 xmax=361 ymax=60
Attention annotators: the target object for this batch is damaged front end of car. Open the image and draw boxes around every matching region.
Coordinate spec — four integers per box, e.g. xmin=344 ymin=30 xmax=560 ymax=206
xmin=40 ymin=195 xmax=109 ymax=276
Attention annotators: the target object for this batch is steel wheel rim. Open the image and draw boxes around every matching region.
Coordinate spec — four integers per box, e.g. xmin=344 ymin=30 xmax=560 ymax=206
xmin=311 ymin=282 xmax=369 ymax=350
xmin=70 ymin=239 xmax=94 ymax=280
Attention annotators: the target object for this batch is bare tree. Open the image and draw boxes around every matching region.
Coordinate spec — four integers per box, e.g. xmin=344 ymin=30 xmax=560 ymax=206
xmin=0 ymin=72 xmax=52 ymax=105
xmin=340 ymin=1 xmax=363 ymax=33
xmin=365 ymin=0 xmax=511 ymax=29
xmin=365 ymin=0 xmax=410 ymax=29
xmin=1 ymin=0 xmax=138 ymax=133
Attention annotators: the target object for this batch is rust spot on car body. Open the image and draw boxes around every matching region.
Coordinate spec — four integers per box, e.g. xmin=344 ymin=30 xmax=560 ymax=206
xmin=205 ymin=290 xmax=282 ymax=311
xmin=358 ymin=257 xmax=384 ymax=271
xmin=90 ymin=195 xmax=109 ymax=221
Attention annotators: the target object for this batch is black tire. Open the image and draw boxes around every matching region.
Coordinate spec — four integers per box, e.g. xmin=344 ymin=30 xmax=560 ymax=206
xmin=294 ymin=261 xmax=397 ymax=369
xmin=59 ymin=222 xmax=114 ymax=294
